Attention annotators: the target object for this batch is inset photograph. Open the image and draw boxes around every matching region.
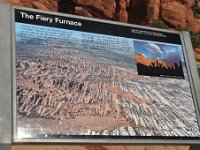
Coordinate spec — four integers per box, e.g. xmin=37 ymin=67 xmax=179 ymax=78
xmin=134 ymin=40 xmax=185 ymax=79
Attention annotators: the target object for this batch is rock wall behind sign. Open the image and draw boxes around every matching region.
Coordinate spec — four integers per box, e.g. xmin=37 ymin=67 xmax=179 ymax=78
xmin=1 ymin=0 xmax=200 ymax=74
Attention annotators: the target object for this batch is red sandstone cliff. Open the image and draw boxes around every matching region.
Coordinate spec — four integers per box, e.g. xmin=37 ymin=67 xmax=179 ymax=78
xmin=1 ymin=0 xmax=200 ymax=32
xmin=135 ymin=52 xmax=172 ymax=68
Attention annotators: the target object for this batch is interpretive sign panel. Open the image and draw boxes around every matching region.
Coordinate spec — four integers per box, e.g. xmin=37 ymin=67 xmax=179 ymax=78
xmin=14 ymin=7 xmax=200 ymax=142
xmin=0 ymin=3 xmax=199 ymax=143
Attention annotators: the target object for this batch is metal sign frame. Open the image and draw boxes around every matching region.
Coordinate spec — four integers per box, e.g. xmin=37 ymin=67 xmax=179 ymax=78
xmin=0 ymin=3 xmax=200 ymax=144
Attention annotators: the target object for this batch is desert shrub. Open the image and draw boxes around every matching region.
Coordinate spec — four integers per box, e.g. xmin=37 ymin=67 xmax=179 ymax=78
xmin=191 ymin=34 xmax=200 ymax=48
xmin=193 ymin=7 xmax=200 ymax=19
xmin=192 ymin=0 xmax=200 ymax=19
xmin=151 ymin=20 xmax=169 ymax=29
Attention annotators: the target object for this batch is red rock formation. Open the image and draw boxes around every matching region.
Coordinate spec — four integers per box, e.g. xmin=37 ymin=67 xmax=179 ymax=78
xmin=161 ymin=0 xmax=188 ymax=29
xmin=32 ymin=1 xmax=49 ymax=10
xmin=128 ymin=0 xmax=153 ymax=25
xmin=135 ymin=52 xmax=171 ymax=68
xmin=160 ymin=0 xmax=200 ymax=33
xmin=0 ymin=0 xmax=21 ymax=5
xmin=0 ymin=0 xmax=58 ymax=11
xmin=70 ymin=0 xmax=116 ymax=19
xmin=57 ymin=0 xmax=75 ymax=14
xmin=135 ymin=52 xmax=153 ymax=66
xmin=75 ymin=6 xmax=93 ymax=17
xmin=114 ymin=0 xmax=128 ymax=22
xmin=1 ymin=0 xmax=200 ymax=33
xmin=194 ymin=48 xmax=200 ymax=61
xmin=152 ymin=0 xmax=160 ymax=20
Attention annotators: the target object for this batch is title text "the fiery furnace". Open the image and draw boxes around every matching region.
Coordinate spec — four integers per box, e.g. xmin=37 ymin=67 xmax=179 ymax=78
xmin=20 ymin=12 xmax=82 ymax=27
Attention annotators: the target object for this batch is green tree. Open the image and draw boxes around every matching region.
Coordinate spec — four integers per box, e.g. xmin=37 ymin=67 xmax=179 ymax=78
xmin=151 ymin=20 xmax=169 ymax=29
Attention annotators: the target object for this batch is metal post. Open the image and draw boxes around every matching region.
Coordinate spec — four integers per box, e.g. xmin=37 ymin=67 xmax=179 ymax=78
xmin=0 ymin=144 xmax=11 ymax=150
xmin=190 ymin=145 xmax=200 ymax=150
